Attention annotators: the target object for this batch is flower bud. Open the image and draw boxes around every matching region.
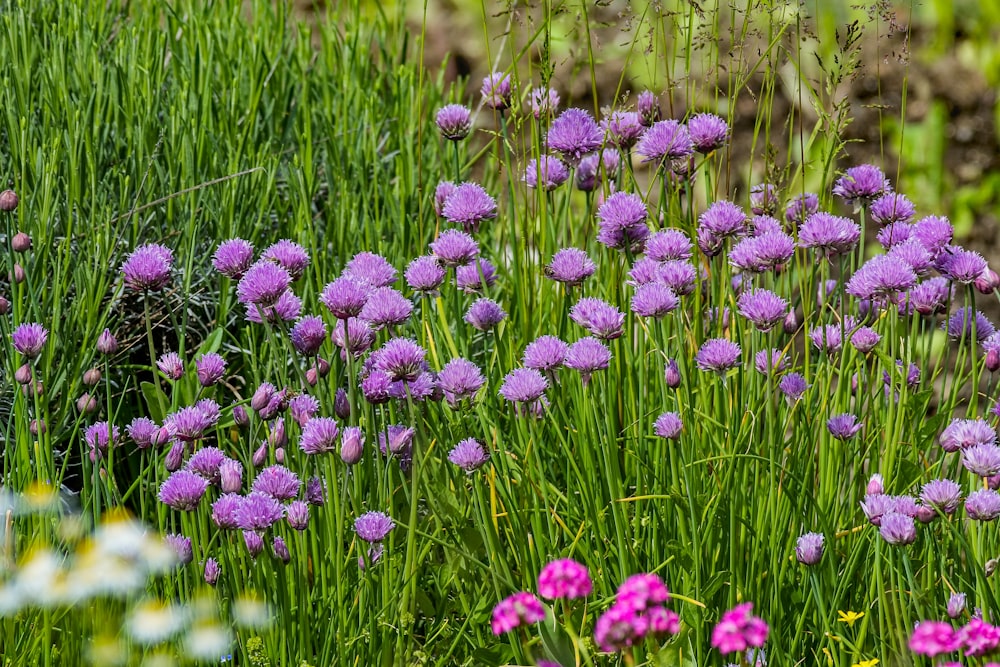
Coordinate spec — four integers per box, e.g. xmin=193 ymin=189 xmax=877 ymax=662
xmin=96 ymin=329 xmax=118 ymax=355
xmin=21 ymin=380 xmax=43 ymax=398
xmin=274 ymin=447 xmax=286 ymax=464
xmin=783 ymin=309 xmax=799 ymax=335
xmin=164 ymin=441 xmax=185 ymax=472
xmin=340 ymin=426 xmax=364 ymax=466
xmin=0 ymin=295 xmax=9 ymax=314
xmin=305 ymin=368 xmax=318 ymax=386
xmin=988 ymin=348 xmax=1000 ymax=374
xmin=29 ymin=419 xmax=46 ymax=435
xmin=150 ymin=426 xmax=172 ymax=448
xmin=219 ymin=459 xmax=243 ymax=494
xmin=77 ymin=393 xmax=98 ymax=414
xmin=243 ymin=531 xmax=264 ymax=559
xmin=795 ymin=532 xmax=824 ymax=565
xmin=975 ymin=269 xmax=1000 ymax=295
xmin=314 ymin=357 xmax=331 ymax=378
xmin=204 ymin=558 xmax=221 ymax=586
xmin=232 ymin=404 xmax=249 ymax=428
xmin=251 ymin=383 xmax=276 ymax=412
xmin=948 ymin=592 xmax=967 ymax=619
xmin=334 ymin=388 xmax=351 ymax=420
xmin=252 ymin=443 xmax=268 ymax=468
xmin=83 ymin=367 xmax=102 ymax=386
xmin=272 ymin=536 xmax=291 ymax=564
xmin=267 ymin=418 xmax=287 ymax=448
xmin=286 ymin=501 xmax=309 ymax=531
xmin=0 ymin=189 xmax=18 ymax=212
xmin=11 ymin=264 xmax=25 ymax=284
xmin=11 ymin=232 xmax=31 ymax=253
xmin=14 ymin=363 xmax=32 ymax=385
xmin=664 ymin=359 xmax=681 ymax=389
xmin=866 ymin=473 xmax=884 ymax=496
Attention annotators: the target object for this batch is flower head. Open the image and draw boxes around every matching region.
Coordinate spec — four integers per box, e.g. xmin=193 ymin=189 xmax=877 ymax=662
xmin=939 ymin=248 xmax=989 ymax=284
xmin=636 ymin=120 xmax=694 ymax=164
xmin=464 ymin=298 xmax=506 ymax=331
xmin=523 ymin=335 xmax=569 ymax=371
xmin=251 ymin=465 xmax=300 ymax=501
xmin=195 ymin=353 xmax=227 ymax=387
xmin=921 ymin=479 xmax=962 ymax=514
xmin=631 ymin=282 xmax=679 ymax=319
xmin=437 ymin=357 xmax=486 ymax=407
xmin=122 ymin=243 xmax=173 ymax=291
xmin=522 ymin=156 xmax=569 ymax=191
xmin=798 ymin=213 xmax=861 ymax=259
xmin=538 ymin=559 xmax=592 ymax=600
xmin=687 ymin=112 xmax=729 ymax=153
xmin=565 ymin=337 xmax=612 ymax=385
xmin=345 ymin=252 xmax=397 ymax=289
xmin=499 ymin=368 xmax=548 ymax=404
xmin=597 ymin=192 xmax=649 ymax=252
xmin=711 ymin=603 xmax=769 ymax=654
xmin=547 ymin=108 xmax=603 ymax=166
xmin=654 ymin=412 xmax=683 ymax=440
xmin=869 ymin=192 xmax=916 ymax=225
xmin=909 ymin=621 xmax=960 ymax=656
xmin=491 ymin=592 xmax=545 ymax=635
xmin=442 ymin=182 xmax=498 ymax=232
xmin=833 ymin=164 xmax=891 ymax=208
xmin=827 ymin=414 xmax=863 ymax=440
xmin=405 ymin=255 xmax=447 ymax=294
xmin=529 ymin=87 xmax=560 ymax=118
xmin=12 ymin=323 xmax=47 ymax=358
xmin=262 ymin=240 xmax=310 ymax=280
xmin=430 ymin=229 xmax=479 ymax=268
xmin=158 ymin=471 xmax=209 ymax=512
xmin=435 ymin=104 xmax=472 ymax=140
xmin=299 ymin=417 xmax=340 ymax=455
xmin=212 ymin=239 xmax=254 ymax=279
xmin=481 ymin=72 xmax=512 ymax=110
xmin=358 ymin=287 xmax=413 ymax=330
xmin=448 ymin=438 xmax=490 ymax=473
xmin=696 ymin=338 xmax=741 ymax=374
xmin=946 ymin=307 xmax=996 ymax=343
xmin=795 ymin=532 xmax=824 ymax=565
xmin=233 ymin=492 xmax=285 ymax=532
xmin=354 ymin=511 xmax=395 ymax=543
xmin=545 ymin=247 xmax=596 ymax=286
xmin=778 ymin=372 xmax=809 ymax=402
xmin=879 ymin=511 xmax=917 ymax=545
xmin=736 ymin=289 xmax=788 ymax=332
xmin=570 ymin=297 xmax=624 ymax=340
xmin=845 ymin=255 xmax=917 ymax=300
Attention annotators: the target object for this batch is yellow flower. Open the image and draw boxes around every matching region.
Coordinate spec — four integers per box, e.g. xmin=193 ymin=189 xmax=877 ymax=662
xmin=838 ymin=610 xmax=865 ymax=626
xmin=852 ymin=659 xmax=879 ymax=667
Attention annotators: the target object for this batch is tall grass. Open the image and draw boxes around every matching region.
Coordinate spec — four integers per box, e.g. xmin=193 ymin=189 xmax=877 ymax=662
xmin=1 ymin=1 xmax=999 ymax=666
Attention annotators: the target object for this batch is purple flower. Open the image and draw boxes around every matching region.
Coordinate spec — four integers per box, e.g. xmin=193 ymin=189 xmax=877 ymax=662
xmin=464 ymin=298 xmax=506 ymax=331
xmin=523 ymin=156 xmax=569 ymax=191
xmin=373 ymin=338 xmax=426 ymax=381
xmin=920 ymin=479 xmax=962 ymax=514
xmin=699 ymin=200 xmax=747 ymax=240
xmin=286 ymin=500 xmax=309 ymax=531
xmin=243 ymin=530 xmax=265 ymax=558
xmin=785 ymin=193 xmax=819 ymax=225
xmin=195 ymin=353 xmax=226 ymax=387
xmin=565 ymin=337 xmax=612 ymax=384
xmin=538 ymin=559 xmax=592 ymax=600
xmin=287 ymin=315 xmax=327 ymax=356
xmin=696 ymin=338 xmax=741 ymax=374
xmin=219 ymin=459 xmax=243 ymax=494
xmin=946 ymin=307 xmax=996 ymax=343
xmin=963 ymin=443 xmax=1000 ymax=478
xmin=164 ymin=534 xmax=192 ymax=564
xmin=570 ymin=297 xmax=624 ymax=340
xmin=354 ymin=511 xmax=395 ymax=543
xmin=795 ymin=532 xmax=824 ymax=565
xmin=121 ymin=243 xmax=173 ymax=291
xmin=378 ymin=425 xmax=415 ymax=457
xmin=603 ymin=111 xmax=644 ymax=149
xmin=84 ymin=422 xmax=120 ymax=461
xmin=435 ymin=104 xmax=472 ymax=140
xmin=345 ymin=252 xmax=397 ymax=289
xmin=438 ymin=358 xmax=486 ymax=407
xmin=272 ymin=536 xmax=291 ymax=563
xmin=523 ymin=335 xmax=569 ymax=371
xmin=204 ymin=558 xmax=220 ymax=585
xmin=448 ymin=438 xmax=490 ymax=473
xmin=212 ymin=239 xmax=254 ymax=279
xmin=749 ymin=184 xmax=779 ymax=216
xmin=299 ymin=417 xmax=340 ymax=455
xmin=320 ymin=276 xmax=370 ymax=319
xmin=657 ymin=261 xmax=698 ymax=296
xmin=127 ymin=417 xmax=159 ymax=449
xmin=631 ymin=282 xmax=679 ymax=318
xmin=869 ymin=192 xmax=916 ymax=225
xmin=846 ymin=255 xmax=918 ymax=300
xmin=645 ymin=229 xmax=692 ymax=261
xmin=833 ymin=164 xmax=891 ymax=208
xmin=360 ymin=370 xmax=393 ymax=405
xmin=210 ymin=493 xmax=242 ymax=529
xmin=948 ymin=592 xmax=967 ymax=619
xmin=749 ymin=349 xmax=786 ymax=375
xmin=940 ymin=418 xmax=996 ymax=452
xmin=798 ymin=212 xmax=861 ymax=259
xmin=575 ymin=153 xmax=601 ymax=191
xmin=491 ymin=592 xmax=545 ymax=635
xmin=529 ymin=87 xmax=560 ymax=118
xmin=729 ymin=232 xmax=795 ymax=273
xmin=637 ymin=91 xmax=660 ymax=126
xmin=185 ymin=447 xmax=226 ymax=483
xmin=11 ymin=323 xmax=47 ymax=358
xmin=827 ymin=414 xmax=862 ymax=440
xmin=594 ymin=602 xmax=648 ymax=651
xmin=332 ymin=318 xmax=375 ymax=357
xmin=627 ymin=258 xmax=661 ymax=286
xmin=96 ymin=329 xmax=118 ymax=355
xmin=157 ymin=352 xmax=184 ymax=380
xmin=359 ymin=287 xmax=413 ymax=329
xmin=481 ymin=72 xmax=512 ymax=110
xmin=165 ymin=405 xmax=217 ymax=442
xmin=750 ymin=214 xmax=783 ymax=236
xmin=849 ymin=326 xmax=881 ymax=354
xmin=158 ymin=470 xmax=209 ymax=511
xmin=736 ymin=289 xmax=788 ymax=331
xmin=244 ymin=289 xmax=301 ymax=324
xmin=340 ymin=426 xmax=364 ymax=465
xmin=913 ymin=215 xmax=954 ymax=257
xmin=499 ymin=368 xmax=548 ymax=404
xmin=778 ymin=372 xmax=809 ymax=402
xmin=306 ymin=477 xmax=326 ymax=506
xmin=967 ymin=489 xmax=1000 ymax=521
xmin=251 ymin=465 xmax=300 ymax=501
xmin=939 ymin=248 xmax=989 ymax=284
xmin=434 ymin=181 xmax=457 ymax=217
xmin=711 ymin=603 xmax=769 ymax=654
xmin=236 ymin=260 xmax=291 ymax=307
xmin=653 ymin=412 xmax=683 ymax=440
xmin=909 ymin=621 xmax=960 ymax=656
xmin=597 ymin=192 xmax=650 ymax=252
xmin=442 ymin=182 xmax=498 ymax=232
xmin=879 ymin=511 xmax=917 ymax=545
xmin=405 ymin=255 xmax=447 ymax=294
xmin=430 ymin=229 xmax=479 ymax=267
xmin=545 ymin=247 xmax=596 ymax=286
xmin=262 ymin=239 xmax=310 ymax=280
xmin=887 ymin=238 xmax=933 ymax=275
xmin=877 ymin=221 xmax=913 ymax=249
xmin=455 ymin=258 xmax=497 ymax=293
xmin=910 ymin=277 xmax=952 ymax=316
xmin=234 ymin=492 xmax=285 ymax=532
xmin=636 ymin=120 xmax=694 ymax=164
xmin=547 ymin=108 xmax=603 ymax=166
xmin=687 ymin=112 xmax=729 ymax=153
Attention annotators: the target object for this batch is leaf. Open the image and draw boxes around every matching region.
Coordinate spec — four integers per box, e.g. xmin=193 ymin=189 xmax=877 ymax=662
xmin=141 ymin=381 xmax=169 ymax=424
xmin=194 ymin=327 xmax=225 ymax=357
xmin=538 ymin=611 xmax=577 ymax=667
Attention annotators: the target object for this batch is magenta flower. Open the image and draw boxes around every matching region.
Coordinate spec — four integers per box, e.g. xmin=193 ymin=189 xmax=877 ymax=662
xmin=631 ymin=282 xmax=679 ymax=319
xmin=736 ymin=288 xmax=787 ymax=332
xmin=909 ymin=621 xmax=960 ymax=656
xmin=156 ymin=351 xmax=184 ymax=380
xmin=320 ymin=275 xmax=370 ymax=319
xmin=959 ymin=618 xmax=1000 ymax=657
xmin=711 ymin=602 xmax=769 ymax=654
xmin=299 ymin=417 xmax=340 ymax=455
xmin=244 ymin=289 xmax=301 ymax=324
xmin=538 ymin=558 xmax=592 ymax=600
xmin=687 ymin=112 xmax=729 ymax=153
xmin=565 ymin=337 xmax=612 ymax=385
xmin=529 ymin=87 xmax=560 ymax=118
xmin=603 ymin=111 xmax=644 ymax=149
xmin=233 ymin=492 xmax=285 ymax=532
xmin=358 ymin=287 xmax=413 ymax=330
xmin=523 ymin=335 xmax=569 ymax=371
xmin=345 ymin=251 xmax=397 ymax=289
xmin=545 ymin=247 xmax=596 ymax=286
xmin=195 ymin=352 xmax=226 ymax=387
xmin=491 ymin=592 xmax=545 ymax=635
xmin=251 ymin=465 xmax=300 ymax=501
xmin=569 ymin=297 xmax=624 ymax=340
xmin=289 ymin=315 xmax=327 ymax=356
xmin=798 ymin=212 xmax=861 ymax=259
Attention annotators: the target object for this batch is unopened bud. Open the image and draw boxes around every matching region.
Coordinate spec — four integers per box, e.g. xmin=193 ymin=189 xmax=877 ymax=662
xmin=988 ymin=348 xmax=1000 ymax=373
xmin=252 ymin=443 xmax=268 ymax=468
xmin=21 ymin=380 xmax=43 ymax=398
xmin=11 ymin=232 xmax=31 ymax=253
xmin=29 ymin=419 xmax=46 ymax=435
xmin=232 ymin=404 xmax=249 ymax=428
xmin=0 ymin=295 xmax=9 ymax=314
xmin=0 ymin=190 xmax=18 ymax=212
xmin=334 ymin=388 xmax=351 ymax=420
xmin=164 ymin=441 xmax=185 ymax=471
xmin=11 ymin=264 xmax=25 ymax=283
xmin=275 ymin=447 xmax=285 ymax=464
xmin=83 ymin=368 xmax=102 ymax=386
xmin=783 ymin=309 xmax=799 ymax=335
xmin=664 ymin=359 xmax=681 ymax=389
xmin=305 ymin=368 xmax=318 ymax=386
xmin=14 ymin=363 xmax=32 ymax=385
xmin=314 ymin=357 xmax=331 ymax=378
xmin=975 ymin=269 xmax=1000 ymax=295
xmin=77 ymin=393 xmax=98 ymax=414
xmin=96 ymin=329 xmax=118 ymax=355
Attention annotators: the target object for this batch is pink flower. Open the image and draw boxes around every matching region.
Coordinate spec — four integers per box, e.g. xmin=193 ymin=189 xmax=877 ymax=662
xmin=490 ymin=592 xmax=545 ymax=635
xmin=909 ymin=621 xmax=959 ymax=656
xmin=960 ymin=618 xmax=1000 ymax=657
xmin=538 ymin=558 xmax=592 ymax=600
xmin=711 ymin=602 xmax=769 ymax=654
